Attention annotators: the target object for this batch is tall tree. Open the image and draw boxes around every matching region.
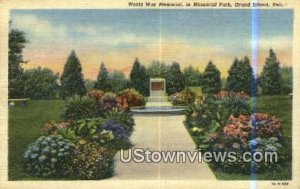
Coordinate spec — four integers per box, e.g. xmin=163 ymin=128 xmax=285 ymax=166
xmin=130 ymin=58 xmax=149 ymax=96
xmin=94 ymin=62 xmax=111 ymax=92
xmin=109 ymin=70 xmax=129 ymax=93
xmin=183 ymin=65 xmax=202 ymax=86
xmin=61 ymin=50 xmax=86 ymax=98
xmin=226 ymin=57 xmax=254 ymax=95
xmin=259 ymin=49 xmax=282 ymax=95
xmin=280 ymin=66 xmax=293 ymax=94
xmin=147 ymin=61 xmax=168 ymax=78
xmin=9 ymin=27 xmax=28 ymax=98
xmin=165 ymin=62 xmax=185 ymax=95
xmin=202 ymin=61 xmax=221 ymax=94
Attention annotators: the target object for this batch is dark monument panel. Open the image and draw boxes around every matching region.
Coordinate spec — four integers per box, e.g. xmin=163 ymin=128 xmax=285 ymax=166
xmin=151 ymin=82 xmax=164 ymax=90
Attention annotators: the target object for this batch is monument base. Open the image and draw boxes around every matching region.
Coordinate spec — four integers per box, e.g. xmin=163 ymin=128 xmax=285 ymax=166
xmin=130 ymin=78 xmax=185 ymax=115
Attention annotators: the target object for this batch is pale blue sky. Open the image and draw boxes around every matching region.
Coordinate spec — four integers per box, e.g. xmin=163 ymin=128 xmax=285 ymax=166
xmin=11 ymin=9 xmax=293 ymax=79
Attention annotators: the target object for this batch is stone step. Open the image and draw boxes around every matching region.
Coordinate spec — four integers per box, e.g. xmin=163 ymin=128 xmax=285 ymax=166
xmin=145 ymin=101 xmax=173 ymax=107
xmin=147 ymin=96 xmax=169 ymax=102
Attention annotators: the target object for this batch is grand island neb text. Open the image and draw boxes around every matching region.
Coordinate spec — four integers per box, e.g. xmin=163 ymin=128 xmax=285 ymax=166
xmin=128 ymin=2 xmax=285 ymax=8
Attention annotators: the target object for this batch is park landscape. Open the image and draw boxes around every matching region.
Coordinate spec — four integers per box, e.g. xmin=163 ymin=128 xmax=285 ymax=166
xmin=8 ymin=10 xmax=292 ymax=180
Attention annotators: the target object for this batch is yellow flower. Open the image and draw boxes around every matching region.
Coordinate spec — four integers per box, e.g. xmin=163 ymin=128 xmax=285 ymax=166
xmin=78 ymin=139 xmax=86 ymax=145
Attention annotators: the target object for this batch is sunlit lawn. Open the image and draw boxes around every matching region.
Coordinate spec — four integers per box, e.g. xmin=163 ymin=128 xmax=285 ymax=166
xmin=9 ymin=100 xmax=64 ymax=180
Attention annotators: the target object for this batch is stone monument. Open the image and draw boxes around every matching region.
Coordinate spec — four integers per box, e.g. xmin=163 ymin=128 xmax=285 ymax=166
xmin=146 ymin=78 xmax=172 ymax=107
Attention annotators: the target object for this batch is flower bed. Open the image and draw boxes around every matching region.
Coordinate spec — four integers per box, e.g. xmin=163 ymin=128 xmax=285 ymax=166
xmin=23 ymin=91 xmax=135 ymax=179
xmin=184 ymin=93 xmax=286 ymax=174
xmin=170 ymin=88 xmax=196 ymax=106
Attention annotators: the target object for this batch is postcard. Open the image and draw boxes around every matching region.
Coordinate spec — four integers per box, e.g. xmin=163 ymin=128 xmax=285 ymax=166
xmin=0 ymin=0 xmax=299 ymax=188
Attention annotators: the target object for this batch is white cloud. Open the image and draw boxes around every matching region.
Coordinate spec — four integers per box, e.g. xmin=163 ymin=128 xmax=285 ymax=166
xmin=12 ymin=14 xmax=67 ymax=41
xmin=75 ymin=25 xmax=112 ymax=35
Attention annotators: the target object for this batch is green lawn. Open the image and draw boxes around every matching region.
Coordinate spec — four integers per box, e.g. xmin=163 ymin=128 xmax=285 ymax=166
xmin=210 ymin=95 xmax=292 ymax=180
xmin=8 ymin=96 xmax=292 ymax=180
xmin=9 ymin=100 xmax=64 ymax=180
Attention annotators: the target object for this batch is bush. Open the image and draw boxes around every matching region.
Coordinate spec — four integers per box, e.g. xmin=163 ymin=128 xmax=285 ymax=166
xmin=118 ymin=88 xmax=145 ymax=108
xmin=184 ymin=93 xmax=252 ymax=150
xmin=62 ymin=95 xmax=97 ymax=120
xmin=209 ymin=136 xmax=284 ymax=173
xmin=103 ymin=108 xmax=135 ymax=133
xmin=250 ymin=137 xmax=284 ymax=171
xmin=206 ymin=113 xmax=283 ymax=173
xmin=62 ymin=139 xmax=115 ymax=180
xmin=98 ymin=92 xmax=119 ymax=111
xmin=88 ymin=89 xmax=104 ymax=101
xmin=100 ymin=119 xmax=131 ymax=141
xmin=43 ymin=120 xmax=74 ymax=135
xmin=23 ymin=135 xmax=75 ymax=178
xmin=223 ymin=113 xmax=282 ymax=140
xmin=61 ymin=113 xmax=134 ymax=148
xmin=214 ymin=90 xmax=250 ymax=101
xmin=23 ymin=67 xmax=60 ymax=99
xmin=62 ymin=118 xmax=113 ymax=145
xmin=170 ymin=88 xmax=195 ymax=106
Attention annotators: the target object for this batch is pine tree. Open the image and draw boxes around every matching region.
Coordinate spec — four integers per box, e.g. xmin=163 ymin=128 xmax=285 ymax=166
xmin=259 ymin=49 xmax=282 ymax=95
xmin=226 ymin=57 xmax=254 ymax=95
xmin=183 ymin=65 xmax=202 ymax=86
xmin=202 ymin=61 xmax=221 ymax=94
xmin=61 ymin=50 xmax=87 ymax=98
xmin=166 ymin=62 xmax=185 ymax=95
xmin=94 ymin=62 xmax=111 ymax=92
xmin=9 ymin=27 xmax=27 ymax=98
xmin=129 ymin=58 xmax=149 ymax=96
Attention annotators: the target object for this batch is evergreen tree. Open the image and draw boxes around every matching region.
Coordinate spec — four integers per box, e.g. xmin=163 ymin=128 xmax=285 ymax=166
xmin=280 ymin=66 xmax=293 ymax=94
xmin=94 ymin=62 xmax=111 ymax=92
xmin=129 ymin=58 xmax=149 ymax=96
xmin=202 ymin=61 xmax=221 ymax=94
xmin=183 ymin=65 xmax=202 ymax=86
xmin=259 ymin=49 xmax=282 ymax=95
xmin=109 ymin=70 xmax=128 ymax=93
xmin=9 ymin=27 xmax=27 ymax=98
xmin=226 ymin=57 xmax=254 ymax=95
xmin=147 ymin=61 xmax=168 ymax=78
xmin=61 ymin=50 xmax=86 ymax=98
xmin=165 ymin=62 xmax=185 ymax=95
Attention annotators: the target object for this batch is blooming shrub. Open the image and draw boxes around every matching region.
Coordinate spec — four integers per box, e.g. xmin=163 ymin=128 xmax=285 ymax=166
xmin=23 ymin=135 xmax=75 ymax=177
xmin=98 ymin=92 xmax=119 ymax=111
xmin=62 ymin=139 xmax=115 ymax=180
xmin=207 ymin=113 xmax=283 ymax=173
xmin=117 ymin=88 xmax=145 ymax=109
xmin=60 ymin=115 xmax=133 ymax=149
xmin=249 ymin=137 xmax=284 ymax=171
xmin=100 ymin=119 xmax=131 ymax=140
xmin=184 ymin=90 xmax=286 ymax=174
xmin=170 ymin=88 xmax=196 ymax=106
xmin=185 ymin=94 xmax=251 ymax=135
xmin=214 ymin=90 xmax=250 ymax=101
xmin=224 ymin=113 xmax=282 ymax=140
xmin=88 ymin=89 xmax=104 ymax=101
xmin=43 ymin=120 xmax=74 ymax=135
xmin=209 ymin=136 xmax=284 ymax=173
xmin=103 ymin=108 xmax=135 ymax=133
